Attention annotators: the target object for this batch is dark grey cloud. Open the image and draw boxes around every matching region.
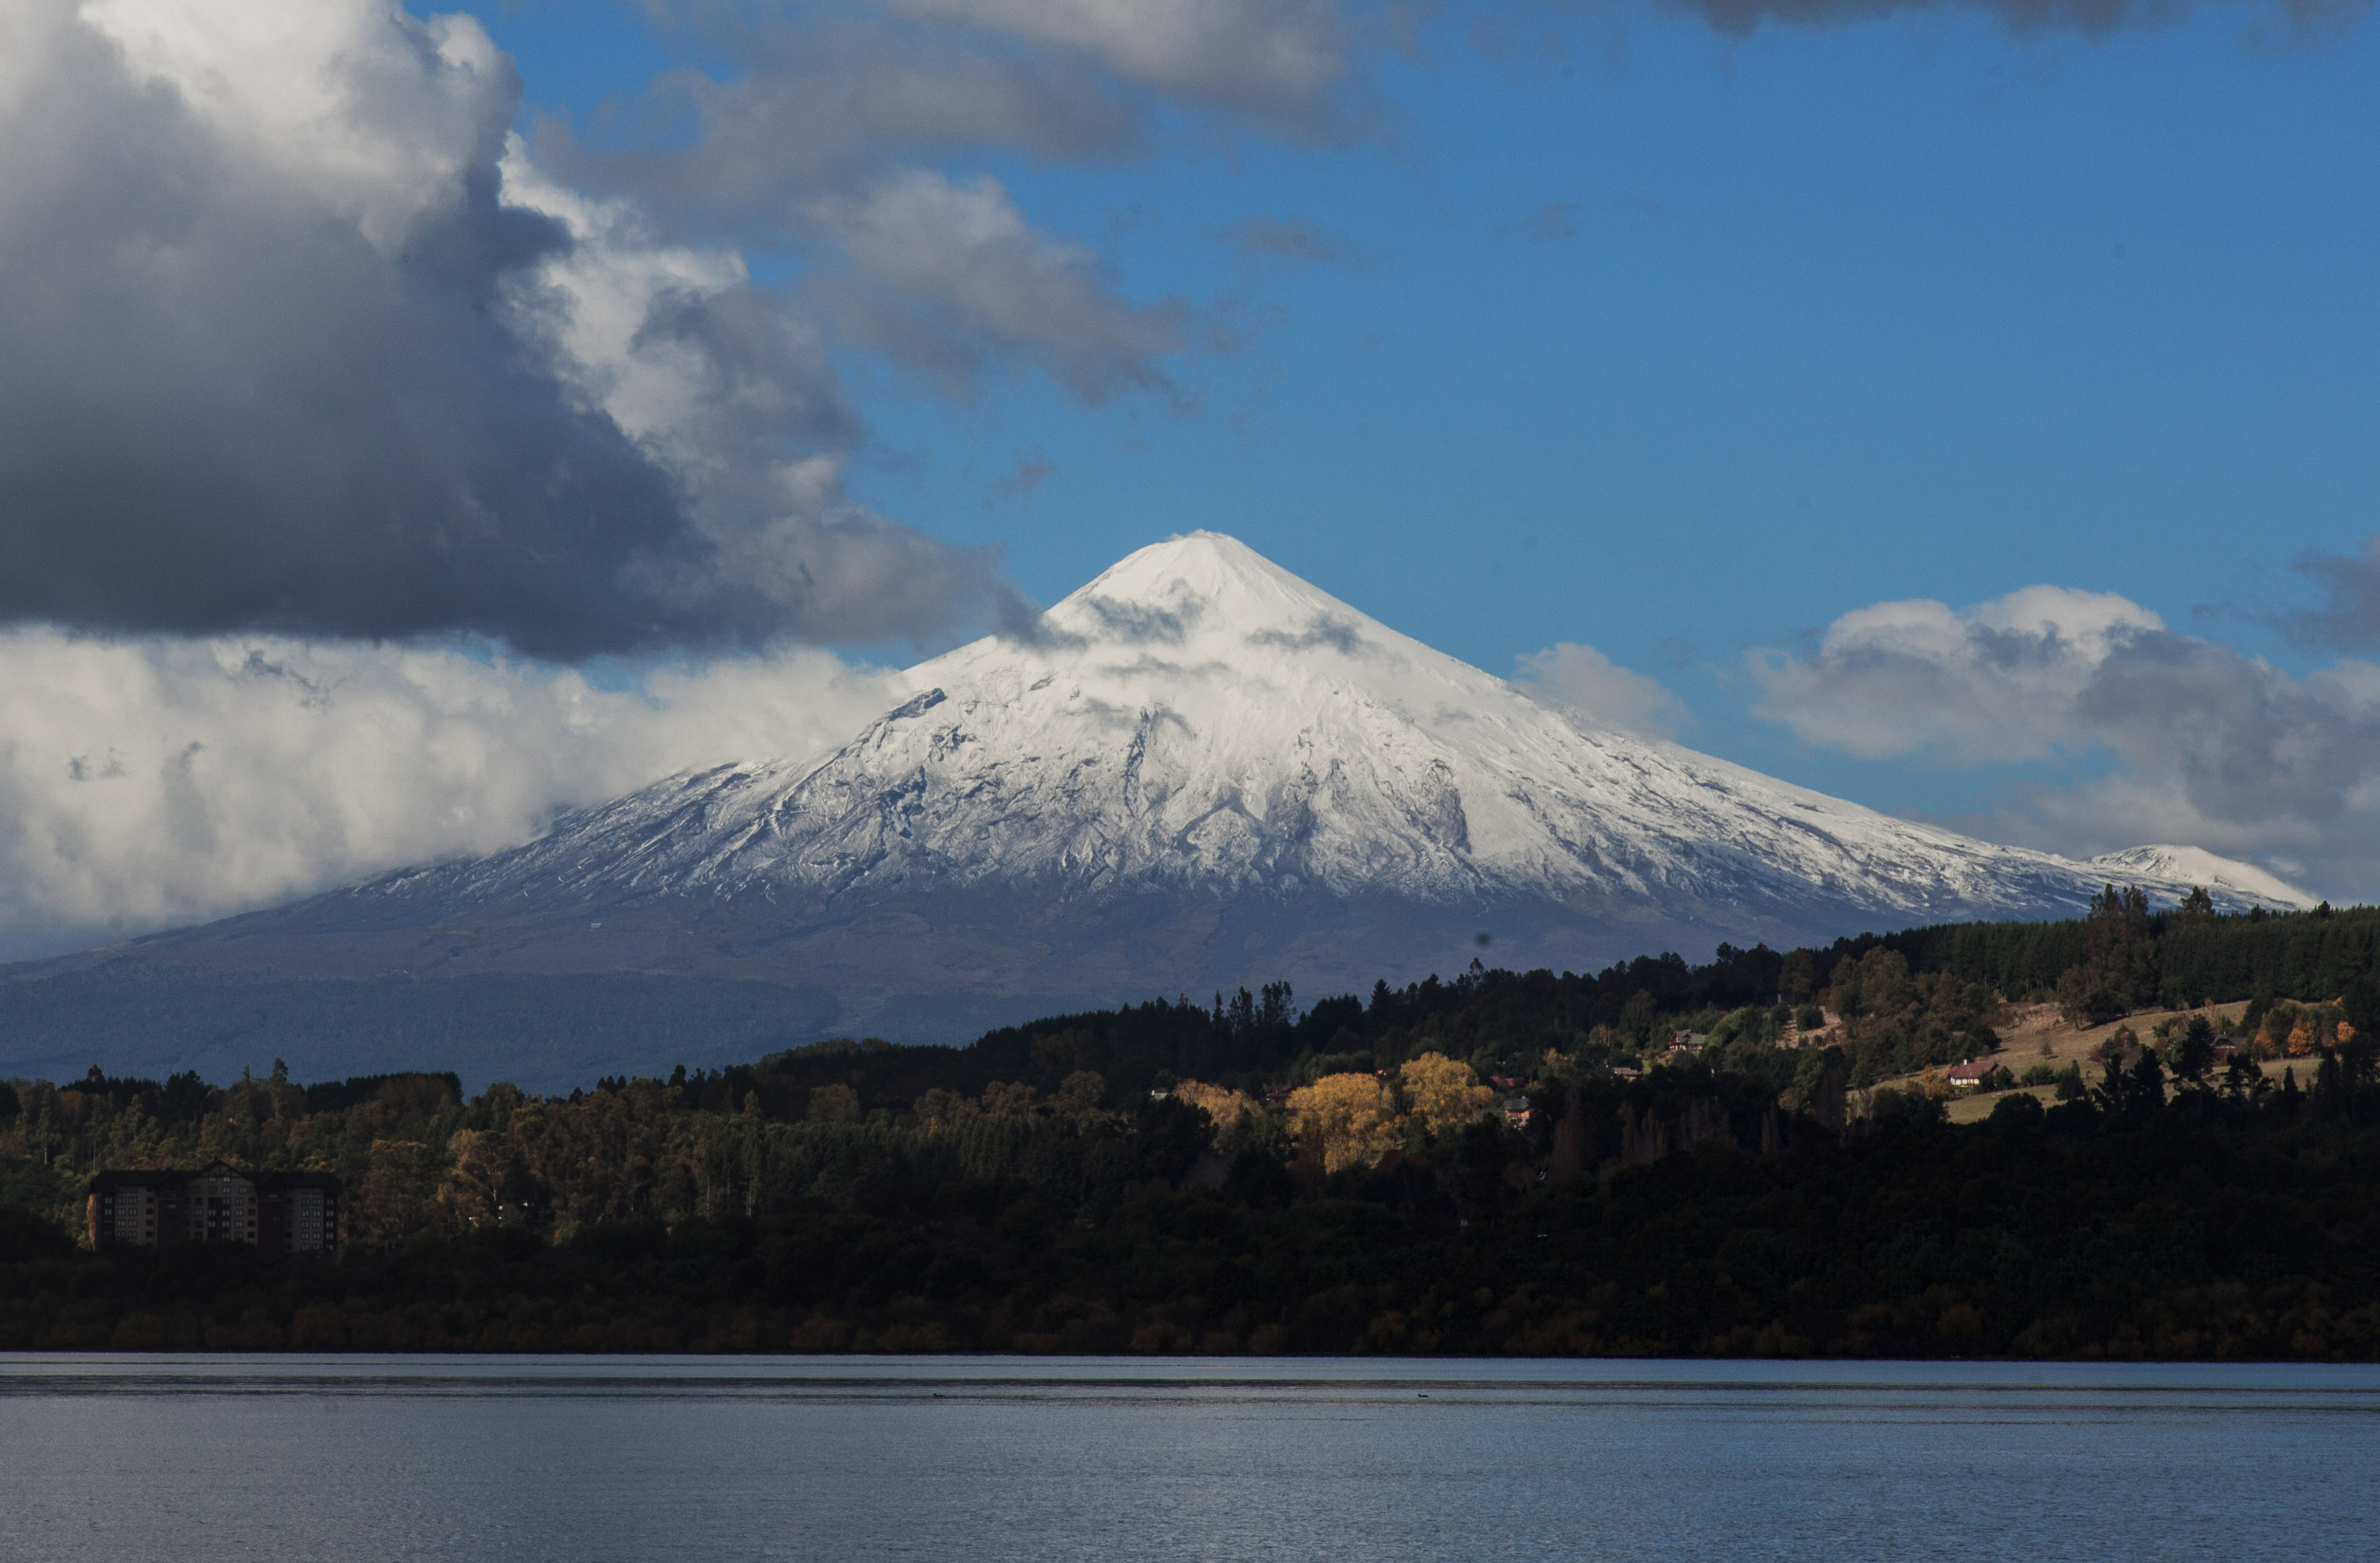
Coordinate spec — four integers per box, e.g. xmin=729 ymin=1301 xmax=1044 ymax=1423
xmin=802 ymin=171 xmax=1187 ymax=403
xmin=883 ymin=0 xmax=1356 ymax=133
xmin=985 ymin=449 xmax=1056 ymax=506
xmin=2280 ymin=536 xmax=2380 ymax=651
xmin=567 ymin=16 xmax=1150 ymax=218
xmin=0 ymin=0 xmax=1028 ymax=659
xmin=1077 ymin=593 xmax=1206 ymax=644
xmin=541 ymin=3 xmax=1377 ymax=405
xmin=2072 ymin=630 xmax=2380 ymax=833
xmin=1248 ymin=614 xmax=1369 ymax=655
xmin=1646 ymin=0 xmax=2362 ymax=33
xmin=1096 ymin=655 xmax=1233 ymax=680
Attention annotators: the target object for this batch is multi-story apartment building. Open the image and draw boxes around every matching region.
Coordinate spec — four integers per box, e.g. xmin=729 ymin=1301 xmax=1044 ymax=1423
xmin=86 ymin=1162 xmax=343 ymax=1254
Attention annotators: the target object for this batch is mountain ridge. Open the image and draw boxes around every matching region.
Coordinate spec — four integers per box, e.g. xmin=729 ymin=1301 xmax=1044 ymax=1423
xmin=4 ymin=533 xmax=2309 ymax=1057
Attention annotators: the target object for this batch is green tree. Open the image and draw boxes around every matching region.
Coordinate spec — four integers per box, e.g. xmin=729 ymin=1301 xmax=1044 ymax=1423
xmin=357 ymin=1139 xmax=436 ymax=1249
xmin=806 ymin=1084 xmax=863 ymax=1124
xmin=2170 ymin=1015 xmax=2217 ymax=1086
xmin=2091 ymin=1046 xmax=2165 ymax=1130
xmin=2060 ymin=884 xmax=2155 ymax=1026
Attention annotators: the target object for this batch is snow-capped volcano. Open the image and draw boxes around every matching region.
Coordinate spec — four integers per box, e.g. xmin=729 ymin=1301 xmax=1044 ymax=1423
xmin=72 ymin=533 xmax=2308 ymax=1039
xmin=416 ymin=531 xmax=2299 ymax=920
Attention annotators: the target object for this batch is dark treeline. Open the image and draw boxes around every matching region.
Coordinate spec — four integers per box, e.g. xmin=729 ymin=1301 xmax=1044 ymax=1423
xmin=1858 ymin=895 xmax=2380 ymax=1025
xmin=5 ymin=899 xmax=2379 ymax=1358
xmin=5 ymin=1054 xmax=2377 ymax=1359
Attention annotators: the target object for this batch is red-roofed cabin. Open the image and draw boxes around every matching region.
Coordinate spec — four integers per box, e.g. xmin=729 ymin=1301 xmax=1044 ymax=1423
xmin=1946 ymin=1059 xmax=2009 ymax=1090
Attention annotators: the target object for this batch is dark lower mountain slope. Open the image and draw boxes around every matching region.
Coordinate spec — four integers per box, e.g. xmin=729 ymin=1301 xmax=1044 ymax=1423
xmin=0 ymin=965 xmax=858 ymax=1093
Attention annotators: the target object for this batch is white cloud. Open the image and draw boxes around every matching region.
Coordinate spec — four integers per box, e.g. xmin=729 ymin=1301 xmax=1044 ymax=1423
xmin=498 ymin=145 xmax=856 ymax=512
xmin=1514 ymin=643 xmax=1690 ymax=740
xmin=1752 ymin=585 xmax=2380 ymax=900
xmin=0 ymin=631 xmax=895 ymax=960
xmin=79 ymin=0 xmax=510 ymax=252
xmin=1750 ymin=585 xmax=2164 ymax=763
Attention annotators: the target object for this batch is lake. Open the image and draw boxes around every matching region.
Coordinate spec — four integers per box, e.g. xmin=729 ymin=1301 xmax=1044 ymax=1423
xmin=3 ymin=1355 xmax=2375 ymax=1560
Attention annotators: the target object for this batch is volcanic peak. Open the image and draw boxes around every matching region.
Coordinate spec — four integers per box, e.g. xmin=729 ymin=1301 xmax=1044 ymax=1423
xmin=59 ymin=531 xmax=2310 ymax=1050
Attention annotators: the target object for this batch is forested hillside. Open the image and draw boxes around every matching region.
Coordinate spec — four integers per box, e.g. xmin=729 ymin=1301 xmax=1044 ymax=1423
xmin=3 ymin=898 xmax=2377 ymax=1358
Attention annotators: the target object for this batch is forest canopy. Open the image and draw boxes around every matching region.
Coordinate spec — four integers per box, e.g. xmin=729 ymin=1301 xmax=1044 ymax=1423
xmin=4 ymin=897 xmax=2379 ymax=1359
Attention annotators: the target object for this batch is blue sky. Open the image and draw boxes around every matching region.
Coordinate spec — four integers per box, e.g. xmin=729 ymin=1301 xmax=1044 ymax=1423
xmin=450 ymin=0 xmax=2380 ymax=847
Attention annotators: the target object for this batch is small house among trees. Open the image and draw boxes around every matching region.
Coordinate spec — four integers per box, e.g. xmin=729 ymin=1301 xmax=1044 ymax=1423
xmin=1945 ymin=1059 xmax=2009 ymax=1090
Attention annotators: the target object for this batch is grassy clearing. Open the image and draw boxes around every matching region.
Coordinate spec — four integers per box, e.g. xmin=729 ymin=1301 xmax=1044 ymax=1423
xmin=1928 ymin=1001 xmax=2324 ymax=1123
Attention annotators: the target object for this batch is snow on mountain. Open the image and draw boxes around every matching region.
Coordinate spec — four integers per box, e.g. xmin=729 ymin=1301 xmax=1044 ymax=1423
xmin=2083 ymin=846 xmax=2313 ymax=910
xmin=400 ymin=532 xmax=2298 ymax=922
xmin=61 ymin=533 xmax=2310 ymax=1042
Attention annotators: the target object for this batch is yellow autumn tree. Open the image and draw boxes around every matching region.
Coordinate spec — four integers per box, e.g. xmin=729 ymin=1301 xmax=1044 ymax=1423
xmin=2287 ymin=1022 xmax=2316 ymax=1057
xmin=1287 ymin=1073 xmax=1396 ymax=1173
xmin=1398 ymin=1052 xmax=1493 ymax=1133
xmin=1172 ymin=1080 xmax=1258 ymax=1134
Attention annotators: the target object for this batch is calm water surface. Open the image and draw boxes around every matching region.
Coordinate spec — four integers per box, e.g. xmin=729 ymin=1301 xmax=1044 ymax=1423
xmin=3 ymin=1355 xmax=2375 ymax=1560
